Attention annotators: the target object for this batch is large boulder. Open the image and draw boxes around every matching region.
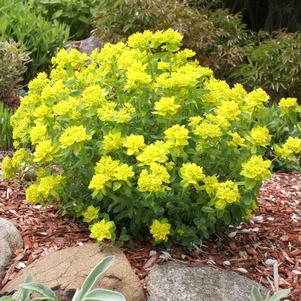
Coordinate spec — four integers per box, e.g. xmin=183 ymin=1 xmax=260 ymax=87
xmin=0 ymin=218 xmax=23 ymax=278
xmin=2 ymin=243 xmax=145 ymax=301
xmin=146 ymin=262 xmax=267 ymax=301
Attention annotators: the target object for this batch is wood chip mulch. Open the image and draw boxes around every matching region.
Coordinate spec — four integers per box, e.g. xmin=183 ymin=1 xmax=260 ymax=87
xmin=0 ymin=153 xmax=300 ymax=299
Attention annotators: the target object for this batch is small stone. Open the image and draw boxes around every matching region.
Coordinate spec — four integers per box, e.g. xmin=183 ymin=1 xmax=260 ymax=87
xmin=265 ymin=259 xmax=276 ymax=265
xmin=159 ymin=251 xmax=172 ymax=261
xmin=149 ymin=250 xmax=157 ymax=257
xmin=236 ymin=268 xmax=248 ymax=274
xmin=253 ymin=216 xmax=264 ymax=223
xmin=228 ymin=231 xmax=237 ymax=238
xmin=223 ymin=261 xmax=231 ymax=266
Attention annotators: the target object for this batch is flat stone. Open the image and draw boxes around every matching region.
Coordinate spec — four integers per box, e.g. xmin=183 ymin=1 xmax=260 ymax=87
xmin=2 ymin=243 xmax=145 ymax=301
xmin=0 ymin=218 xmax=23 ymax=278
xmin=147 ymin=262 xmax=267 ymax=301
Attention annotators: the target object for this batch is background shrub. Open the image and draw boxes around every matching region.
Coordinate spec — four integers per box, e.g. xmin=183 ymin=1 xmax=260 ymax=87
xmin=0 ymin=40 xmax=30 ymax=107
xmin=230 ymin=31 xmax=301 ymax=100
xmin=0 ymin=0 xmax=69 ymax=83
xmin=4 ymin=30 xmax=300 ymax=248
xmin=28 ymin=0 xmax=100 ymax=40
xmin=92 ymin=0 xmax=252 ymax=76
xmin=93 ymin=0 xmax=301 ymax=101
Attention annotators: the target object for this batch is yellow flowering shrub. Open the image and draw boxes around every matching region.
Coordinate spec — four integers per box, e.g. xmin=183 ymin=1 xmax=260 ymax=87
xmin=4 ymin=29 xmax=301 ymax=247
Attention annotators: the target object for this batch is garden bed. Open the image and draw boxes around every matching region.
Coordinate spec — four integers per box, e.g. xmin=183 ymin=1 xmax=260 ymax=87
xmin=1 ymin=152 xmax=300 ymax=300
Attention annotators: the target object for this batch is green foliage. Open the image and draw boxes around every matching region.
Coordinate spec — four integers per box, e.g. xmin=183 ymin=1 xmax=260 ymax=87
xmin=0 ymin=40 xmax=30 ymax=96
xmin=0 ymin=256 xmax=125 ymax=301
xmin=251 ymin=287 xmax=290 ymax=301
xmin=4 ymin=30 xmax=301 ymax=248
xmin=0 ymin=0 xmax=69 ymax=83
xmin=28 ymin=0 xmax=100 ymax=40
xmin=0 ymin=102 xmax=14 ymax=150
xmin=230 ymin=31 xmax=301 ymax=100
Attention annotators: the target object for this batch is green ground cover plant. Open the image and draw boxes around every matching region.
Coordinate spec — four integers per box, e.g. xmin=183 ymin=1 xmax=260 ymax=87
xmin=2 ymin=30 xmax=300 ymax=248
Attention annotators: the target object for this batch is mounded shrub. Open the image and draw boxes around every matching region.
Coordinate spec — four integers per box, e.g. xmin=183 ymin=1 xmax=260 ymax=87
xmin=3 ymin=30 xmax=300 ymax=247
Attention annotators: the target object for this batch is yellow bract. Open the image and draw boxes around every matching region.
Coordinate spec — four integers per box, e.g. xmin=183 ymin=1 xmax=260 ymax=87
xmin=150 ymin=219 xmax=171 ymax=242
xmin=59 ymin=125 xmax=91 ymax=148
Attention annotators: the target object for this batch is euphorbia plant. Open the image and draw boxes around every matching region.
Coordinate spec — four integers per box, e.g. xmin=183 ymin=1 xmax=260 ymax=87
xmin=3 ymin=29 xmax=300 ymax=248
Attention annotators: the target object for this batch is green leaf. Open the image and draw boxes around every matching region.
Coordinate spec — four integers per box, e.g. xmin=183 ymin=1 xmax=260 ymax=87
xmin=251 ymin=287 xmax=263 ymax=301
xmin=75 ymin=256 xmax=115 ymax=301
xmin=20 ymin=283 xmax=57 ymax=301
xmin=83 ymin=288 xmax=125 ymax=301
xmin=201 ymin=206 xmax=215 ymax=213
xmin=0 ymin=297 xmax=16 ymax=301
xmin=268 ymin=289 xmax=290 ymax=301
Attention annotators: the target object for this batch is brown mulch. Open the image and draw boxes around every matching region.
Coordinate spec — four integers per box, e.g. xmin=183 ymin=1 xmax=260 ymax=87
xmin=0 ymin=154 xmax=300 ymax=299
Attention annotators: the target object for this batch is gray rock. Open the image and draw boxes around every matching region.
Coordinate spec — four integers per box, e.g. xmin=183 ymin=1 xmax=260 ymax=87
xmin=147 ymin=263 xmax=267 ymax=301
xmin=0 ymin=218 xmax=23 ymax=278
xmin=2 ymin=243 xmax=145 ymax=301
xmin=0 ymin=239 xmax=12 ymax=278
xmin=68 ymin=36 xmax=103 ymax=55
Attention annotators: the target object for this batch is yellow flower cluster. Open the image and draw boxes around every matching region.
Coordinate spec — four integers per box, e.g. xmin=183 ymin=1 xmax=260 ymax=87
xmin=179 ymin=163 xmax=205 ymax=189
xmin=89 ymin=156 xmax=134 ymax=196
xmin=154 ymin=96 xmax=181 ymax=116
xmin=150 ymin=219 xmax=171 ymax=242
xmin=215 ymin=180 xmax=240 ymax=210
xmin=97 ymin=102 xmax=135 ymax=123
xmin=275 ymin=136 xmax=301 ymax=159
xmin=26 ymin=175 xmax=64 ymax=204
xmin=90 ymin=219 xmax=115 ymax=242
xmin=123 ymin=134 xmax=145 ymax=156
xmin=103 ymin=131 xmax=123 ymax=153
xmin=83 ymin=205 xmax=99 ymax=223
xmin=138 ymin=163 xmax=170 ymax=193
xmin=1 ymin=149 xmax=29 ymax=180
xmin=60 ymin=125 xmax=91 ymax=148
xmin=241 ymin=156 xmax=271 ymax=181
xmin=164 ymin=124 xmax=189 ymax=149
xmin=137 ymin=141 xmax=170 ymax=165
xmin=34 ymin=140 xmax=55 ymax=162
xmin=250 ymin=126 xmax=271 ymax=147
xmin=279 ymin=97 xmax=299 ymax=113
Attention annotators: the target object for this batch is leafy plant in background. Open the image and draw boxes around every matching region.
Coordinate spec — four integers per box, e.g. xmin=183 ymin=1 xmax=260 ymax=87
xmin=92 ymin=0 xmax=252 ymax=77
xmin=92 ymin=0 xmax=301 ymax=101
xmin=0 ymin=256 xmax=125 ymax=301
xmin=230 ymin=31 xmax=301 ymax=100
xmin=28 ymin=0 xmax=100 ymax=40
xmin=0 ymin=102 xmax=14 ymax=151
xmin=3 ymin=29 xmax=300 ymax=248
xmin=0 ymin=0 xmax=69 ymax=83
xmin=0 ymin=40 xmax=30 ymax=107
